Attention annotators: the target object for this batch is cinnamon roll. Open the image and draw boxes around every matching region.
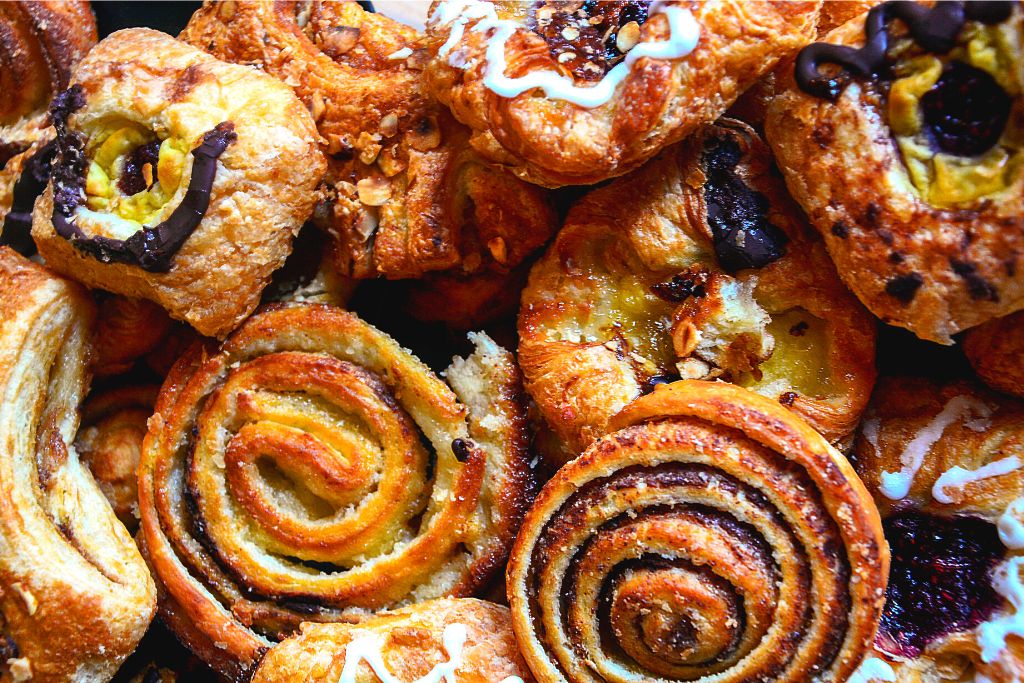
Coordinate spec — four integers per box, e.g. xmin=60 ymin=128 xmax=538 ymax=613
xmin=92 ymin=295 xmax=175 ymax=377
xmin=766 ymin=2 xmax=1024 ymax=344
xmin=508 ymin=380 xmax=888 ymax=683
xmin=181 ymin=0 xmax=556 ymax=289
xmin=31 ymin=28 xmax=325 ymax=338
xmin=423 ymin=0 xmax=821 ymax=187
xmin=0 ymin=1 xmax=97 ymax=252
xmin=0 ymin=247 xmax=156 ymax=681
xmin=964 ymin=311 xmax=1024 ymax=399
xmin=138 ymin=303 xmax=532 ymax=678
xmin=519 ymin=118 xmax=876 ymax=461
xmin=252 ymin=598 xmax=531 ymax=683
xmin=851 ymin=376 xmax=1024 ymax=682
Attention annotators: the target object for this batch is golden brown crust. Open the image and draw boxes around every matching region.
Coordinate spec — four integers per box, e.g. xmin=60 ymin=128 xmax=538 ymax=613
xmin=765 ymin=5 xmax=1024 ymax=343
xmin=181 ymin=1 xmax=555 ymax=283
xmin=508 ymin=380 xmax=888 ymax=683
xmin=91 ymin=295 xmax=174 ymax=377
xmin=252 ymin=598 xmax=532 ymax=683
xmin=518 ymin=119 xmax=876 ymax=460
xmin=138 ymin=303 xmax=533 ymax=678
xmin=964 ymin=311 xmax=1024 ymax=399
xmin=0 ymin=247 xmax=156 ymax=682
xmin=31 ymin=28 xmax=325 ymax=338
xmin=852 ymin=377 xmax=1024 ymax=682
xmin=816 ymin=0 xmax=878 ymax=35
xmin=423 ymin=0 xmax=821 ymax=187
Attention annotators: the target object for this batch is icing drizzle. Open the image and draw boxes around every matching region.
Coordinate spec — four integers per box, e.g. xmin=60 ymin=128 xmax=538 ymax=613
xmin=795 ymin=1 xmax=1014 ymax=100
xmin=978 ymin=556 xmax=1024 ymax=664
xmin=48 ymin=85 xmax=237 ymax=273
xmin=847 ymin=657 xmax=897 ymax=683
xmin=933 ymin=456 xmax=1023 ymax=505
xmin=430 ymin=0 xmax=699 ymax=108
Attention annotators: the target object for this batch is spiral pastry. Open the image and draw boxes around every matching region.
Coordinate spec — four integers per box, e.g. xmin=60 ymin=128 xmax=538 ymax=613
xmin=964 ymin=311 xmax=1024 ymax=400
xmin=519 ymin=118 xmax=876 ymax=461
xmin=181 ymin=1 xmax=556 ymax=290
xmin=91 ymin=295 xmax=175 ymax=377
xmin=139 ymin=303 xmax=532 ymax=678
xmin=0 ymin=247 xmax=156 ymax=681
xmin=508 ymin=380 xmax=888 ymax=683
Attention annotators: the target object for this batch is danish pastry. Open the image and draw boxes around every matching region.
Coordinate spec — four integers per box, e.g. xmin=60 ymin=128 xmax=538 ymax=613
xmin=0 ymin=0 xmax=97 ymax=252
xmin=91 ymin=295 xmax=174 ymax=377
xmin=252 ymin=598 xmax=531 ymax=683
xmin=181 ymin=0 xmax=556 ymax=287
xmin=423 ymin=0 xmax=821 ymax=187
xmin=508 ymin=380 xmax=888 ymax=683
xmin=766 ymin=1 xmax=1024 ymax=344
xmin=519 ymin=118 xmax=876 ymax=460
xmin=31 ymin=28 xmax=326 ymax=338
xmin=851 ymin=376 xmax=1024 ymax=682
xmin=138 ymin=303 xmax=532 ymax=678
xmin=964 ymin=311 xmax=1024 ymax=399
xmin=0 ymin=247 xmax=156 ymax=682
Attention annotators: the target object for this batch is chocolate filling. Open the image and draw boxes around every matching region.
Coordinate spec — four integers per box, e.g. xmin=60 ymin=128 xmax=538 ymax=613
xmin=48 ymin=85 xmax=237 ymax=273
xmin=921 ymin=61 xmax=1012 ymax=157
xmin=795 ymin=1 xmax=1013 ymax=101
xmin=0 ymin=139 xmax=56 ymax=256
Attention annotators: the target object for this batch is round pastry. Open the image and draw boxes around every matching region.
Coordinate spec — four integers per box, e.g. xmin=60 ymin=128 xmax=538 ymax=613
xmin=251 ymin=598 xmax=531 ymax=683
xmin=964 ymin=311 xmax=1024 ymax=399
xmin=422 ymin=0 xmax=821 ymax=187
xmin=30 ymin=28 xmax=326 ymax=339
xmin=765 ymin=2 xmax=1024 ymax=344
xmin=91 ymin=295 xmax=175 ymax=377
xmin=851 ymin=376 xmax=1024 ymax=682
xmin=0 ymin=0 xmax=97 ymax=252
xmin=75 ymin=385 xmax=158 ymax=533
xmin=0 ymin=247 xmax=156 ymax=682
xmin=508 ymin=380 xmax=888 ymax=683
xmin=138 ymin=303 xmax=533 ymax=679
xmin=181 ymin=0 xmax=556 ymax=292
xmin=519 ymin=118 xmax=877 ymax=461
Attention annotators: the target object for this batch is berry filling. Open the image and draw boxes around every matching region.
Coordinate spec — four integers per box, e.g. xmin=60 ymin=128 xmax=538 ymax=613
xmin=118 ymin=140 xmax=162 ymax=196
xmin=921 ymin=61 xmax=1012 ymax=157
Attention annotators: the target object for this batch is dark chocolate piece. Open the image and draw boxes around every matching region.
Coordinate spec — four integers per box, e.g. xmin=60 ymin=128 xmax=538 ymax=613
xmin=921 ymin=61 xmax=1012 ymax=157
xmin=118 ymin=139 xmax=162 ymax=196
xmin=451 ymin=438 xmax=472 ymax=463
xmin=650 ymin=272 xmax=707 ymax=302
xmin=1 ymin=140 xmax=57 ymax=256
xmin=951 ymin=258 xmax=999 ymax=301
xmin=884 ymin=272 xmax=923 ymax=303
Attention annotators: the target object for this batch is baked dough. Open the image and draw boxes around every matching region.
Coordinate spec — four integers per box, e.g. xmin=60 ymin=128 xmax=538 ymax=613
xmin=91 ymin=295 xmax=174 ymax=377
xmin=964 ymin=310 xmax=1024 ymax=399
xmin=766 ymin=3 xmax=1024 ymax=343
xmin=508 ymin=380 xmax=888 ymax=683
xmin=0 ymin=247 xmax=156 ymax=682
xmin=424 ymin=0 xmax=821 ymax=187
xmin=519 ymin=118 xmax=876 ymax=461
xmin=31 ymin=28 xmax=325 ymax=338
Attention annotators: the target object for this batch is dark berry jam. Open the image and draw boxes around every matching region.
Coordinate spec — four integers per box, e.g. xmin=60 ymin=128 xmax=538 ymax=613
xmin=118 ymin=140 xmax=162 ymax=196
xmin=877 ymin=512 xmax=1005 ymax=658
xmin=920 ymin=61 xmax=1012 ymax=157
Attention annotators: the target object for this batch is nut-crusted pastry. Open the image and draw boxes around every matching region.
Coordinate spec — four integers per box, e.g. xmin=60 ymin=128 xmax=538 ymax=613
xmin=31 ymin=28 xmax=326 ymax=338
xmin=851 ymin=377 xmax=1024 ymax=683
xmin=138 ymin=303 xmax=533 ymax=679
xmin=508 ymin=380 xmax=888 ymax=683
xmin=0 ymin=247 xmax=156 ymax=682
xmin=766 ymin=2 xmax=1024 ymax=344
xmin=76 ymin=385 xmax=158 ymax=533
xmin=519 ymin=118 xmax=876 ymax=461
xmin=251 ymin=598 xmax=531 ymax=683
xmin=964 ymin=311 xmax=1024 ymax=399
xmin=423 ymin=0 xmax=821 ymax=187
xmin=0 ymin=0 xmax=97 ymax=252
xmin=91 ymin=295 xmax=174 ymax=377
xmin=181 ymin=0 xmax=556 ymax=287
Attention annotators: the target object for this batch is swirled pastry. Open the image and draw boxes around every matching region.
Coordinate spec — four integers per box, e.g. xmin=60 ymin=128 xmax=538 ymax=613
xmin=508 ymin=380 xmax=888 ymax=683
xmin=0 ymin=1 xmax=96 ymax=252
xmin=851 ymin=377 xmax=1024 ymax=683
xmin=76 ymin=385 xmax=158 ymax=533
xmin=252 ymin=598 xmax=531 ymax=683
xmin=138 ymin=303 xmax=532 ymax=678
xmin=964 ymin=311 xmax=1024 ymax=399
xmin=519 ymin=118 xmax=876 ymax=460
xmin=181 ymin=1 xmax=556 ymax=286
xmin=423 ymin=0 xmax=821 ymax=187
xmin=0 ymin=247 xmax=156 ymax=682
xmin=766 ymin=2 xmax=1024 ymax=344
xmin=92 ymin=295 xmax=175 ymax=377
xmin=31 ymin=28 xmax=325 ymax=338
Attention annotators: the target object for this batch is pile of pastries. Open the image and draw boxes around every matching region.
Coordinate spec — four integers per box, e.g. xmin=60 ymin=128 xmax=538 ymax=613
xmin=0 ymin=1 xmax=1022 ymax=681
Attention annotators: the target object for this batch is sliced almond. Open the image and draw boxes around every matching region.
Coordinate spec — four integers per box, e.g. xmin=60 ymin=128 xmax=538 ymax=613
xmin=407 ymin=116 xmax=441 ymax=152
xmin=616 ymin=21 xmax=641 ymax=53
xmin=320 ymin=26 xmax=360 ymax=58
xmin=379 ymin=113 xmax=399 ymax=138
xmin=356 ymin=177 xmax=391 ymax=206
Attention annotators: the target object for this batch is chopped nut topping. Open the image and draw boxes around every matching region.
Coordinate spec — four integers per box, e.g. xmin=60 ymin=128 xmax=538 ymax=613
xmin=357 ymin=177 xmax=391 ymax=206
xmin=377 ymin=146 xmax=407 ymax=177
xmin=558 ymin=51 xmax=576 ymax=64
xmin=379 ymin=113 xmax=399 ymax=138
xmin=355 ymin=131 xmax=382 ymax=164
xmin=7 ymin=657 xmax=31 ymax=683
xmin=487 ymin=237 xmax=508 ymax=264
xmin=616 ymin=21 xmax=641 ymax=53
xmin=218 ymin=0 xmax=236 ymax=19
xmin=561 ymin=26 xmax=580 ymax=41
xmin=310 ymin=91 xmax=326 ymax=121
xmin=407 ymin=116 xmax=441 ymax=151
xmin=320 ymin=26 xmax=360 ymax=59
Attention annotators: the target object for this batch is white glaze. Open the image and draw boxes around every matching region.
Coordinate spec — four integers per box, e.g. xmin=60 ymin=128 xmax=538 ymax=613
xmin=430 ymin=0 xmax=700 ymax=108
xmin=933 ymin=456 xmax=1023 ymax=504
xmin=847 ymin=657 xmax=897 ymax=683
xmin=1000 ymin=498 xmax=1024 ymax=550
xmin=879 ymin=395 xmax=993 ymax=500
xmin=979 ymin=557 xmax=1024 ymax=664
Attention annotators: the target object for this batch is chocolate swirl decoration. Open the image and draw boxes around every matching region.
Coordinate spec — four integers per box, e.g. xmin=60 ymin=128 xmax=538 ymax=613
xmin=138 ymin=303 xmax=532 ymax=679
xmin=48 ymin=86 xmax=237 ymax=273
xmin=508 ymin=380 xmax=888 ymax=683
xmin=796 ymin=1 xmax=1014 ymax=100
